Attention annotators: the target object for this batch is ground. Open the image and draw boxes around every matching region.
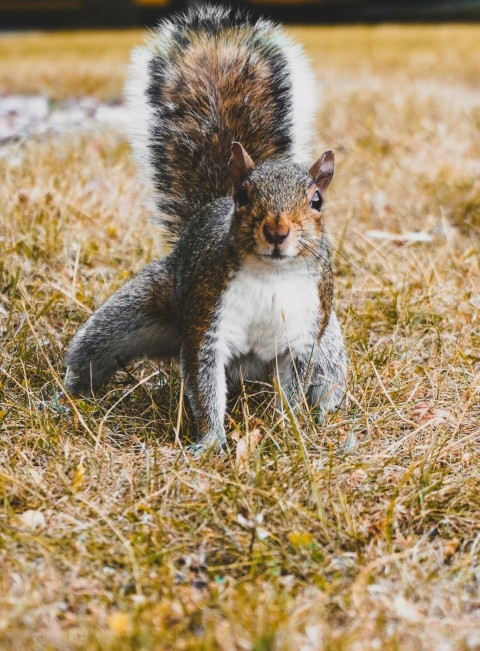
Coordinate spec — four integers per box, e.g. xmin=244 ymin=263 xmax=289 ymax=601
xmin=1 ymin=24 xmax=480 ymax=651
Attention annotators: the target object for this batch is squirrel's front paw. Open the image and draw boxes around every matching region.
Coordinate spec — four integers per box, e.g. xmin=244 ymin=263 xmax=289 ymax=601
xmin=64 ymin=366 xmax=93 ymax=396
xmin=186 ymin=442 xmax=210 ymax=459
xmin=186 ymin=429 xmax=227 ymax=458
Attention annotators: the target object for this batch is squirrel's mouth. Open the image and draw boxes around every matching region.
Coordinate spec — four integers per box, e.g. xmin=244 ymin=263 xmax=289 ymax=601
xmin=254 ymin=240 xmax=299 ymax=261
xmin=260 ymin=249 xmax=293 ymax=261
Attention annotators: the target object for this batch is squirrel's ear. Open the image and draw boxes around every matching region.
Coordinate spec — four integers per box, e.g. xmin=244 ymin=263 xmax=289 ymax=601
xmin=229 ymin=142 xmax=254 ymax=192
xmin=309 ymin=150 xmax=334 ymax=192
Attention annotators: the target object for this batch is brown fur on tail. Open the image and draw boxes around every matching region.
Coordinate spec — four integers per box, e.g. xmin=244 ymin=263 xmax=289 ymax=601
xmin=125 ymin=5 xmax=317 ymax=246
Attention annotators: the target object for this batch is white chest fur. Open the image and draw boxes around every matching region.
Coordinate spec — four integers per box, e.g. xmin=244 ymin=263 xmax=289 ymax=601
xmin=218 ymin=259 xmax=319 ymax=363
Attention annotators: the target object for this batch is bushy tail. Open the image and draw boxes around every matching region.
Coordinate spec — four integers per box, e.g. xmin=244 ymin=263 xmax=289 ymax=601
xmin=125 ymin=5 xmax=317 ymax=246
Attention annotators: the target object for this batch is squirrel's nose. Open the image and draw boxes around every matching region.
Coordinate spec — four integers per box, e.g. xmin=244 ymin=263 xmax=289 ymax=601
xmin=263 ymin=224 xmax=290 ymax=245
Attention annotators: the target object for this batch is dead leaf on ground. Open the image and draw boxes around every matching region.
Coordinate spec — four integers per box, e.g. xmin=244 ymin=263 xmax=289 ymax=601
xmin=443 ymin=537 xmax=461 ymax=560
xmin=16 ymin=509 xmax=46 ymax=531
xmin=393 ymin=596 xmax=424 ymax=623
xmin=108 ymin=612 xmax=133 ymax=637
xmin=412 ymin=402 xmax=453 ymax=426
xmin=232 ymin=428 xmax=263 ymax=474
xmin=71 ymin=460 xmax=85 ymax=492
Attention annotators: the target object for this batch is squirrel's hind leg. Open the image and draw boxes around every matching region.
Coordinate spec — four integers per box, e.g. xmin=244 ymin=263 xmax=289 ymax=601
xmin=65 ymin=259 xmax=180 ymax=395
xmin=276 ymin=311 xmax=347 ymax=418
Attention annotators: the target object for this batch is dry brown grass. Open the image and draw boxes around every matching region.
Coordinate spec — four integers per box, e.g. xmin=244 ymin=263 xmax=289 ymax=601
xmin=0 ymin=30 xmax=140 ymax=99
xmin=1 ymin=25 xmax=480 ymax=651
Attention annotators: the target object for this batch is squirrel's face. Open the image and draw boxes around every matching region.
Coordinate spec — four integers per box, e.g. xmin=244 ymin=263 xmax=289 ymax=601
xmin=229 ymin=144 xmax=334 ymax=263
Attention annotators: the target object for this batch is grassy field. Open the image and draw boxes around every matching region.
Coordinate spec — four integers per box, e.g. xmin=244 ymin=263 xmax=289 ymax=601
xmin=1 ymin=24 xmax=480 ymax=650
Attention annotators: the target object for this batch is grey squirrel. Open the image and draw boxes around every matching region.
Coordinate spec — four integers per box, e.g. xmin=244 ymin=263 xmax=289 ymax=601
xmin=65 ymin=5 xmax=347 ymax=452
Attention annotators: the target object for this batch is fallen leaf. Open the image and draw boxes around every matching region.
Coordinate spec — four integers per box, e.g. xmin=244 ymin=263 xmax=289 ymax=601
xmin=106 ymin=224 xmax=117 ymax=238
xmin=443 ymin=537 xmax=461 ymax=560
xmin=71 ymin=460 xmax=85 ymax=492
xmin=393 ymin=596 xmax=424 ymax=623
xmin=234 ymin=428 xmax=262 ymax=474
xmin=289 ymin=531 xmax=314 ymax=548
xmin=342 ymin=468 xmax=368 ymax=493
xmin=412 ymin=402 xmax=452 ymax=426
xmin=108 ymin=612 xmax=133 ymax=637
xmin=17 ymin=509 xmax=46 ymax=531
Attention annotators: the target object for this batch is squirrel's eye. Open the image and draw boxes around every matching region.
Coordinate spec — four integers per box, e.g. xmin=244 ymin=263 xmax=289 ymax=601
xmin=236 ymin=187 xmax=249 ymax=207
xmin=310 ymin=191 xmax=323 ymax=212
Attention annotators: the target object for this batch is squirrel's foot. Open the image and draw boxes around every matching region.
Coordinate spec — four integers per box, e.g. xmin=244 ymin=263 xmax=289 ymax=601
xmin=186 ymin=429 xmax=227 ymax=458
xmin=312 ymin=390 xmax=346 ymax=425
xmin=64 ymin=368 xmax=94 ymax=398
xmin=186 ymin=442 xmax=209 ymax=459
xmin=36 ymin=391 xmax=71 ymax=415
xmin=315 ymin=408 xmax=326 ymax=425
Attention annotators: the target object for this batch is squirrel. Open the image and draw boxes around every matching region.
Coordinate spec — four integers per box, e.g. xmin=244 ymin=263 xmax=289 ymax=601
xmin=65 ymin=5 xmax=348 ymax=452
